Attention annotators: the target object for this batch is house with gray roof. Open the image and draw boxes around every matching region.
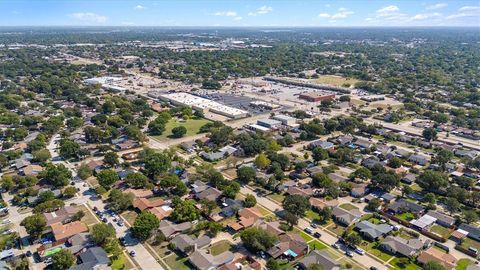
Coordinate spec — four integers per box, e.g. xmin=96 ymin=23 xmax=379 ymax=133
xmin=332 ymin=206 xmax=362 ymax=226
xmin=196 ymin=187 xmax=222 ymax=202
xmin=159 ymin=220 xmax=192 ymax=238
xmin=387 ymin=199 xmax=425 ymax=215
xmin=189 ymin=249 xmax=234 ymax=270
xmin=171 ymin=234 xmax=211 ymax=254
xmin=408 ymin=155 xmax=428 ymax=166
xmin=355 ymin=221 xmax=392 ymax=240
xmin=308 ymin=140 xmax=334 ymax=150
xmin=425 ymin=210 xmax=456 ymax=228
xmin=298 ymin=250 xmax=340 ymax=270
xmin=70 ymin=247 xmax=110 ymax=270
xmin=458 ymin=224 xmax=480 ymax=241
xmin=379 ymin=236 xmax=424 ymax=257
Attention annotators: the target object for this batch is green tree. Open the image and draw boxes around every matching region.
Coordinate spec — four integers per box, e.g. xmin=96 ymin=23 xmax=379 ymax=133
xmin=62 ymin=186 xmax=77 ymax=198
xmin=52 ymin=249 xmax=76 ymax=270
xmin=266 ymin=259 xmax=281 ymax=270
xmin=77 ymin=163 xmax=93 ymax=180
xmin=387 ymin=157 xmax=403 ymax=168
xmin=244 ymin=194 xmax=257 ymax=208
xmin=171 ymin=199 xmax=200 ymax=222
xmin=132 ymin=211 xmax=160 ymax=242
xmin=366 ymin=198 xmax=381 ymax=211
xmin=143 ymin=151 xmax=171 ymax=179
xmin=59 ymin=139 xmax=80 ymax=160
xmin=41 ymin=163 xmax=72 ymax=187
xmin=237 ymin=166 xmax=256 ymax=184
xmin=445 ymin=197 xmax=460 ymax=214
xmin=125 ymin=172 xmax=149 ymax=188
xmin=344 ymin=233 xmax=362 ymax=246
xmin=371 ymin=172 xmax=399 ymax=192
xmin=254 ymin=153 xmax=271 ymax=169
xmin=417 ymin=170 xmax=448 ymax=192
xmin=109 ymin=189 xmax=134 ymax=212
xmin=423 ymin=128 xmax=438 ymax=141
xmin=463 ymin=210 xmax=479 ymax=224
xmin=104 ymin=151 xmax=119 ymax=167
xmin=240 ymin=227 xmax=278 ymax=252
xmin=312 ymin=147 xmax=329 ymax=164
xmin=351 ymin=167 xmax=372 ymax=181
xmin=97 ymin=169 xmax=119 ymax=189
xmin=282 ymin=194 xmax=310 ymax=218
xmin=91 ymin=223 xmax=116 ymax=246
xmin=20 ymin=214 xmax=46 ymax=239
xmin=171 ymin=126 xmax=187 ymax=138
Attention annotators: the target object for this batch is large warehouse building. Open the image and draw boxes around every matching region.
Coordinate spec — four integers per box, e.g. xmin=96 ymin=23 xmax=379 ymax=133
xmin=298 ymin=92 xmax=335 ymax=102
xmin=160 ymin=92 xmax=249 ymax=119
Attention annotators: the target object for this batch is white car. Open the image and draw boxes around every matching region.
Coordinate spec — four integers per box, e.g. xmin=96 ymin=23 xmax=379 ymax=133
xmin=355 ymin=248 xmax=365 ymax=255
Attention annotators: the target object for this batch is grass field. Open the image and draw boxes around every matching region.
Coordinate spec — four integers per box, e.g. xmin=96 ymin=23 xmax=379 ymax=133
xmin=309 ymin=240 xmax=328 ymax=251
xmin=120 ymin=211 xmax=138 ymax=227
xmin=396 ymin=212 xmax=415 ymax=222
xmin=209 ymin=240 xmax=232 ymax=256
xmin=311 ymin=75 xmax=360 ymax=87
xmin=152 ymin=118 xmax=211 ymax=140
xmin=339 ymin=203 xmax=358 ymax=211
xmin=267 ymin=193 xmax=285 ymax=204
xmin=76 ymin=205 xmax=99 ymax=226
xmin=456 ymin=259 xmax=473 ymax=270
xmin=361 ymin=241 xmax=393 ymax=262
xmin=461 ymin=237 xmax=480 ymax=251
xmin=164 ymin=253 xmax=192 ymax=270
xmin=111 ymin=254 xmax=134 ymax=270
xmin=430 ymin=225 xmax=452 ymax=238
xmin=390 ymin=257 xmax=421 ymax=270
xmin=294 ymin=228 xmax=314 ymax=242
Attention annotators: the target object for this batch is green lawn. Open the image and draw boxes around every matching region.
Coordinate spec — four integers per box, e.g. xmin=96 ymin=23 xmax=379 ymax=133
xmin=339 ymin=203 xmax=358 ymax=211
xmin=209 ymin=240 xmax=232 ymax=256
xmin=110 ymin=254 xmax=131 ymax=270
xmin=430 ymin=225 xmax=451 ymax=238
xmin=253 ymin=205 xmax=272 ymax=217
xmin=294 ymin=228 xmax=314 ymax=242
xmin=267 ymin=193 xmax=285 ymax=204
xmin=152 ymin=118 xmax=211 ymax=140
xmin=309 ymin=240 xmax=328 ymax=251
xmin=306 ymin=210 xmax=320 ymax=221
xmin=164 ymin=254 xmax=193 ymax=270
xmin=456 ymin=258 xmax=473 ymax=270
xmin=390 ymin=257 xmax=421 ymax=270
xmin=360 ymin=241 xmax=393 ymax=262
xmin=460 ymin=237 xmax=480 ymax=250
xmin=396 ymin=212 xmax=415 ymax=222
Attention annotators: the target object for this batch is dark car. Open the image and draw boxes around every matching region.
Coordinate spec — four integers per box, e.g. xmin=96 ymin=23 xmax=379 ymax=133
xmin=314 ymin=232 xmax=321 ymax=238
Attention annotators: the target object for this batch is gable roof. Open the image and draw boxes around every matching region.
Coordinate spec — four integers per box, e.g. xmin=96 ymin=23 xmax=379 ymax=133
xmin=171 ymin=234 xmax=211 ymax=253
xmin=299 ymin=250 xmax=340 ymax=270
xmin=381 ymin=236 xmax=423 ymax=257
xmin=159 ymin=220 xmax=192 ymax=238
xmin=189 ymin=249 xmax=234 ymax=270
xmin=197 ymin=187 xmax=222 ymax=201
xmin=332 ymin=206 xmax=362 ymax=224
xmin=43 ymin=206 xmax=78 ymax=226
xmin=355 ymin=220 xmax=392 ymax=239
xmin=125 ymin=188 xmax=153 ymax=198
xmin=133 ymin=197 xmax=165 ymax=211
xmin=418 ymin=247 xmax=457 ymax=270
xmin=51 ymin=221 xmax=88 ymax=242
xmin=309 ymin=198 xmax=338 ymax=209
xmin=71 ymin=247 xmax=110 ymax=270
xmin=267 ymin=233 xmax=308 ymax=259
xmin=388 ymin=199 xmax=425 ymax=213
xmin=426 ymin=210 xmax=455 ymax=226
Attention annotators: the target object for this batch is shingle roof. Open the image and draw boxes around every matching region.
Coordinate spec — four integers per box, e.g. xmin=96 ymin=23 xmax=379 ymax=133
xmin=299 ymin=250 xmax=340 ymax=270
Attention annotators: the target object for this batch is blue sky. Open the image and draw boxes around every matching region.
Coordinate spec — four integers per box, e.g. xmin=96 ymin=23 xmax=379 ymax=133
xmin=1 ymin=0 xmax=479 ymax=27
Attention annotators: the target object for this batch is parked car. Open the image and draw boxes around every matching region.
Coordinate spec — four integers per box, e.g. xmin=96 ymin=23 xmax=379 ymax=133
xmin=355 ymin=248 xmax=365 ymax=255
xmin=304 ymin=227 xmax=313 ymax=234
xmin=311 ymin=223 xmax=318 ymax=229
xmin=129 ymin=251 xmax=136 ymax=257
xmin=332 ymin=243 xmax=340 ymax=249
xmin=314 ymin=232 xmax=321 ymax=238
xmin=345 ymin=250 xmax=354 ymax=257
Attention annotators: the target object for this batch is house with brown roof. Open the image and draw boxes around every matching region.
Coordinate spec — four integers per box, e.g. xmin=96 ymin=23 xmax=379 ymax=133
xmin=51 ymin=221 xmax=88 ymax=243
xmin=22 ymin=164 xmax=44 ymax=176
xmin=229 ymin=207 xmax=263 ymax=232
xmin=148 ymin=205 xmax=173 ymax=221
xmin=286 ymin=186 xmax=314 ymax=197
xmin=43 ymin=206 xmax=78 ymax=226
xmin=196 ymin=187 xmax=222 ymax=201
xmin=417 ymin=247 xmax=457 ymax=270
xmin=267 ymin=233 xmax=309 ymax=260
xmin=125 ymin=188 xmax=153 ymax=198
xmin=255 ymin=220 xmax=284 ymax=236
xmin=132 ymin=197 xmax=165 ymax=211
xmin=298 ymin=250 xmax=340 ymax=270
xmin=309 ymin=198 xmax=338 ymax=211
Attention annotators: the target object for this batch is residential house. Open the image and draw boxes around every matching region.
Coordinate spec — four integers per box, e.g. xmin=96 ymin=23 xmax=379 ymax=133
xmin=458 ymin=224 xmax=480 ymax=242
xmin=410 ymin=215 xmax=437 ymax=231
xmin=408 ymin=155 xmax=428 ymax=166
xmin=51 ymin=221 xmax=88 ymax=243
xmin=22 ymin=164 xmax=44 ymax=176
xmin=380 ymin=236 xmax=424 ymax=257
xmin=286 ymin=186 xmax=314 ymax=197
xmin=125 ymin=188 xmax=153 ymax=198
xmin=361 ymin=157 xmax=382 ymax=169
xmin=306 ymin=166 xmax=323 ymax=176
xmin=267 ymin=233 xmax=309 ymax=260
xmin=200 ymin=146 xmax=237 ymax=162
xmin=133 ymin=197 xmax=166 ymax=211
xmin=331 ymin=135 xmax=354 ymax=146
xmin=380 ymin=193 xmax=396 ymax=203
xmin=387 ymin=199 xmax=425 ymax=215
xmin=309 ymin=198 xmax=338 ymax=211
xmin=308 ymin=140 xmax=334 ymax=151
xmin=171 ymin=234 xmax=211 ymax=254
xmin=66 ymin=233 xmax=91 ymax=254
xmin=70 ymin=247 xmax=110 ymax=270
xmin=43 ymin=206 xmax=78 ymax=226
xmin=401 ymin=173 xmax=416 ymax=185
xmin=425 ymin=210 xmax=456 ymax=228
xmin=191 ymin=180 xmax=209 ymax=194
xmin=220 ymin=199 xmax=243 ymax=218
xmin=298 ymin=250 xmax=340 ymax=270
xmin=350 ymin=183 xmax=368 ymax=198
xmin=229 ymin=207 xmax=263 ymax=232
xmin=328 ymin=173 xmax=348 ymax=183
xmin=355 ymin=221 xmax=392 ymax=240
xmin=417 ymin=247 xmax=457 ymax=270
xmin=353 ymin=138 xmax=373 ymax=149
xmin=196 ymin=187 xmax=222 ymax=202
xmin=332 ymin=206 xmax=362 ymax=226
xmin=255 ymin=220 xmax=284 ymax=236
xmin=180 ymin=141 xmax=197 ymax=153
xmin=189 ymin=249 xmax=234 ymax=270
xmin=159 ymin=220 xmax=192 ymax=238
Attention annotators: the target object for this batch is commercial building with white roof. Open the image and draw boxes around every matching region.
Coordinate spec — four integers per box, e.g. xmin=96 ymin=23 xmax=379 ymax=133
xmin=160 ymin=92 xmax=248 ymax=119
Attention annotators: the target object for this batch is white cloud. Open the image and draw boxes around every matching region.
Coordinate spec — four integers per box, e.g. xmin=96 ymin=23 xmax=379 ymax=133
xmin=234 ymin=16 xmax=243 ymax=21
xmin=458 ymin=5 xmax=480 ymax=11
xmin=377 ymin=5 xmax=400 ymax=15
xmin=134 ymin=5 xmax=145 ymax=10
xmin=248 ymin=6 xmax=273 ymax=16
xmin=446 ymin=5 xmax=480 ymax=20
xmin=318 ymin=8 xmax=354 ymax=19
xmin=69 ymin=12 xmax=107 ymax=23
xmin=214 ymin=11 xmax=237 ymax=17
xmin=410 ymin=12 xmax=442 ymax=21
xmin=426 ymin=3 xmax=447 ymax=10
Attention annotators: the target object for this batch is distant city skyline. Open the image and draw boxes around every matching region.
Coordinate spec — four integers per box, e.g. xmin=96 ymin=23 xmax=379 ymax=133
xmin=0 ymin=0 xmax=479 ymax=27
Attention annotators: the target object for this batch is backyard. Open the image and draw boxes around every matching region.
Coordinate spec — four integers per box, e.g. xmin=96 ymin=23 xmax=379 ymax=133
xmin=396 ymin=212 xmax=415 ymax=222
xmin=151 ymin=118 xmax=211 ymax=140
xmin=456 ymin=259 xmax=474 ymax=270
xmin=339 ymin=203 xmax=358 ymax=211
xmin=390 ymin=257 xmax=421 ymax=270
xmin=164 ymin=252 xmax=193 ymax=270
xmin=429 ymin=224 xmax=452 ymax=239
xmin=209 ymin=240 xmax=233 ymax=256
